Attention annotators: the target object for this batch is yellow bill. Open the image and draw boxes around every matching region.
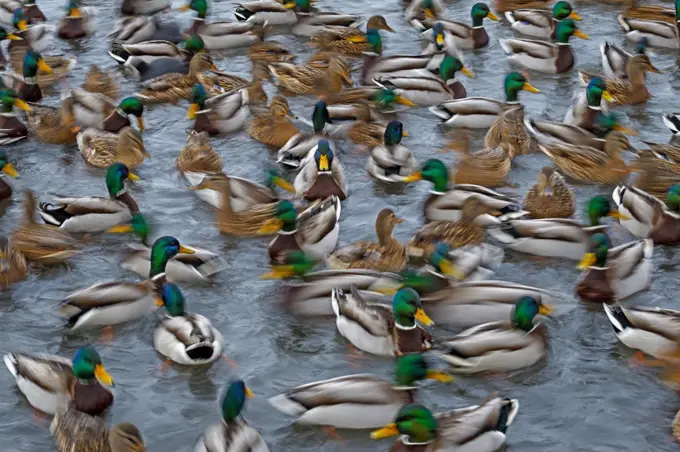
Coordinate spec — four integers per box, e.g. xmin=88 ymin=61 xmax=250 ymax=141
xmin=128 ymin=172 xmax=141 ymax=181
xmin=155 ymin=297 xmax=164 ymax=307
xmin=522 ymin=82 xmax=540 ymax=93
xmin=187 ymin=103 xmax=200 ymax=119
xmin=402 ymin=172 xmax=423 ymax=183
xmin=347 ymin=35 xmax=367 ymax=43
xmin=107 ymin=224 xmax=134 ymax=233
xmin=137 ymin=116 xmax=145 ymax=131
xmin=17 ymin=19 xmax=27 ymax=31
xmin=612 ymin=125 xmax=637 ymax=135
xmin=69 ymin=7 xmax=82 ymax=17
xmin=648 ymin=64 xmax=663 ymax=74
xmin=578 ymin=252 xmax=597 ymax=269
xmin=319 ymin=154 xmax=330 ymax=171
xmin=2 ymin=163 xmax=18 ymax=178
xmin=6 ymin=33 xmax=21 ymax=40
xmin=259 ymin=266 xmax=294 ymax=279
xmin=415 ymin=308 xmax=434 ymax=327
xmin=374 ymin=286 xmax=398 ymax=295
xmin=210 ymin=64 xmax=217 ymax=71
xmin=539 ymin=304 xmax=553 ymax=315
xmin=460 ymin=66 xmax=475 ymax=79
xmin=258 ymin=218 xmax=284 ymax=234
xmin=424 ymin=8 xmax=435 ymax=19
xmin=371 ymin=423 xmax=399 ymax=440
xmin=13 ymin=99 xmax=31 ymax=112
xmin=273 ymin=177 xmax=295 ymax=192
xmin=487 ymin=11 xmax=499 ymax=21
xmin=396 ymin=96 xmax=417 ymax=107
xmin=435 ymin=33 xmax=444 ymax=46
xmin=94 ymin=364 xmax=114 ymax=386
xmin=70 ymin=124 xmax=81 ymax=134
xmin=601 ymin=90 xmax=614 ymax=103
xmin=568 ymin=11 xmax=581 ymax=20
xmin=177 ymin=4 xmax=191 ymax=10
xmin=341 ymin=71 xmax=352 ymax=85
xmin=245 ymin=386 xmax=255 ymax=398
xmin=284 ymin=1 xmax=296 ymax=8
xmin=438 ymin=258 xmax=465 ymax=280
xmin=608 ymin=210 xmax=630 ymax=220
xmin=142 ymin=149 xmax=151 ymax=159
xmin=37 ymin=59 xmax=52 ymax=74
xmin=179 ymin=245 xmax=196 ymax=254
xmin=402 ymin=131 xmax=409 ymax=137
xmin=426 ymin=369 xmax=454 ymax=382
xmin=574 ymin=29 xmax=589 ymax=40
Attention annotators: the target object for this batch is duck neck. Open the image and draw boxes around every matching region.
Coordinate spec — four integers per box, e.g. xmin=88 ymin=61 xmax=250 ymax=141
xmin=104 ymin=110 xmax=131 ymax=133
xmin=115 ymin=191 xmax=140 ymax=214
xmin=216 ymin=178 xmax=234 ymax=215
xmin=627 ymin=63 xmax=647 ymax=86
xmin=394 ymin=314 xmax=416 ymax=330
xmin=376 ymin=222 xmax=401 ymax=252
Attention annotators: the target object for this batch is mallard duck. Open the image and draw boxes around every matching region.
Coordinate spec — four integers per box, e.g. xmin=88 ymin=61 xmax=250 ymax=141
xmin=187 ymin=83 xmax=256 ymax=135
xmin=70 ymin=91 xmax=145 ymax=133
xmin=1 ymin=48 xmax=52 ymax=102
xmin=631 ymin=148 xmax=680 ymax=200
xmin=0 ymin=1 xmax=44 ymax=26
xmin=154 ymin=282 xmax=224 ymax=365
xmin=269 ymin=354 xmax=452 ymax=429
xmin=413 ymin=3 xmax=499 ymax=50
xmin=135 ymin=53 xmax=215 ymax=105
xmin=505 ymin=1 xmax=581 ymax=39
xmin=233 ymin=0 xmax=298 ymax=25
xmin=563 ymin=76 xmax=613 ymax=130
xmin=51 ymin=407 xmax=145 ymax=452
xmin=403 ymin=159 xmax=526 ymax=226
xmin=434 ymin=296 xmax=550 ymax=373
xmin=4 ymin=347 xmax=114 ymax=415
xmin=405 ymin=0 xmax=444 ymax=22
xmin=429 ymin=72 xmax=539 ymax=128
xmin=0 ymin=237 xmax=26 ymax=286
xmin=447 ymin=132 xmax=511 ymax=188
xmin=600 ymin=40 xmax=651 ymax=80
xmin=496 ymin=0 xmax=548 ymax=13
xmin=0 ymin=26 xmax=21 ymax=69
xmin=25 ymin=99 xmax=80 ymax=145
xmin=617 ymin=8 xmax=680 ymax=48
xmin=177 ymin=129 xmax=221 ymax=176
xmin=9 ymin=49 xmax=75 ymax=89
xmin=0 ymin=150 xmax=18 ymax=200
xmin=366 ymin=120 xmax=418 ymax=183
xmin=371 ymin=399 xmax=519 ymax=451
xmin=499 ymin=19 xmax=588 ymax=73
xmin=310 ymin=15 xmax=394 ymax=55
xmin=269 ymin=55 xmax=351 ymax=95
xmin=37 ymin=163 xmax=140 ymax=233
xmin=408 ymin=241 xmax=505 ymax=284
xmin=276 ymin=100 xmax=338 ymax=168
xmin=538 ymin=131 xmax=633 ymax=184
xmin=523 ymin=167 xmax=575 ymax=219
xmin=77 ymin=127 xmax=149 ymax=169
xmin=57 ymin=0 xmax=95 ymax=39
xmin=0 ymin=88 xmax=30 ymax=144
xmin=576 ymin=233 xmax=652 ymax=302
xmin=258 ymin=196 xmax=341 ymax=263
xmin=327 ymin=208 xmax=406 ymax=272
xmin=293 ymin=140 xmax=347 ymax=201
xmin=60 ymin=236 xmax=194 ymax=331
xmin=108 ymin=15 xmax=180 ymax=45
xmin=121 ymin=0 xmax=170 ymax=15
xmin=486 ymin=195 xmax=624 ymax=259
xmin=194 ymin=380 xmax=268 ymax=452
xmin=10 ymin=190 xmax=80 ymax=265
xmin=7 ymin=10 xmax=58 ymax=69
xmin=483 ymin=104 xmax=532 ymax=159
xmin=622 ymin=0 xmax=676 ymax=22
xmin=291 ymin=11 xmax=360 ymax=37
xmin=526 ymin=114 xmax=635 ymax=150
xmin=247 ymin=94 xmax=298 ymax=147
xmin=578 ymin=54 xmax=661 ymax=106
xmin=81 ymin=65 xmax=118 ymax=99
xmin=332 ymin=287 xmax=433 ymax=356
xmin=613 ymin=184 xmax=680 ymax=244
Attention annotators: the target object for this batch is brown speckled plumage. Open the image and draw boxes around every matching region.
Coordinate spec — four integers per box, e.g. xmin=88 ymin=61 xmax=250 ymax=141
xmin=247 ymin=95 xmax=298 ymax=147
xmin=26 ymin=98 xmax=79 ymax=144
xmin=82 ymin=65 xmax=118 ymax=99
xmin=523 ymin=167 xmax=576 ymax=218
xmin=0 ymin=238 xmax=27 ymax=287
xmin=176 ymin=130 xmax=222 ymax=174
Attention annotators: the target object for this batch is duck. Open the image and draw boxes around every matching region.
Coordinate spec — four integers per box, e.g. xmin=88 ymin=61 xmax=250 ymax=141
xmin=486 ymin=195 xmax=625 ymax=260
xmin=25 ymin=100 xmax=80 ymax=145
xmin=310 ymin=15 xmax=394 ymax=55
xmin=370 ymin=399 xmax=519 ymax=451
xmin=505 ymin=0 xmax=581 ymax=39
xmin=0 ymin=26 xmax=21 ymax=70
xmin=578 ymin=53 xmax=662 ymax=106
xmin=413 ymin=3 xmax=499 ymax=50
xmin=120 ymin=0 xmax=170 ymax=15
xmin=7 ymin=9 xmax=53 ymax=62
xmin=177 ymin=129 xmax=221 ymax=182
xmin=51 ymin=407 xmax=145 ymax=452
xmin=269 ymin=55 xmax=351 ymax=95
xmin=405 ymin=0 xmax=444 ymax=22
xmin=332 ymin=286 xmax=433 ymax=357
xmin=434 ymin=296 xmax=550 ymax=373
xmin=291 ymin=11 xmax=360 ymax=37
xmin=617 ymin=6 xmax=680 ymax=48
xmin=293 ymin=140 xmax=347 ymax=201
xmin=4 ymin=347 xmax=114 ymax=415
xmin=69 ymin=91 xmax=145 ymax=133
xmin=19 ymin=0 xmax=47 ymax=24
xmin=187 ymin=83 xmax=257 ymax=136
xmin=0 ymin=88 xmax=30 ymax=144
xmin=9 ymin=190 xmax=80 ymax=265
xmin=77 ymin=127 xmax=149 ymax=169
xmin=57 ymin=0 xmax=95 ymax=39
xmin=622 ymin=0 xmax=676 ymax=23
xmin=447 ymin=132 xmax=511 ymax=188
xmin=59 ymin=236 xmax=195 ymax=331
xmin=276 ymin=100 xmax=338 ymax=168
xmin=631 ymin=147 xmax=680 ymax=200
xmin=154 ymin=282 xmax=224 ymax=365
xmin=327 ymin=208 xmax=407 ymax=272
xmin=600 ymin=39 xmax=651 ymax=80
xmin=563 ymin=76 xmax=613 ymax=130
xmin=613 ymin=184 xmax=680 ymax=244
xmin=526 ymin=113 xmax=635 ymax=150
xmin=9 ymin=49 xmax=75 ymax=89
xmin=429 ymin=72 xmax=539 ymax=128
xmin=268 ymin=354 xmax=452 ymax=429
xmin=576 ymin=232 xmax=652 ymax=302
xmin=233 ymin=0 xmax=299 ymax=25
xmin=258 ymin=196 xmax=341 ymax=263
xmin=1 ymin=48 xmax=52 ymax=102
xmin=403 ymin=159 xmax=526 ymax=226
xmin=499 ymin=19 xmax=588 ymax=74
xmin=366 ymin=120 xmax=418 ymax=183
xmin=0 ymin=238 xmax=26 ymax=286
xmin=0 ymin=150 xmax=18 ymax=200
xmin=483 ymin=105 xmax=533 ymax=159
xmin=247 ymin=94 xmax=298 ymax=147
xmin=495 ymin=0 xmax=549 ymax=13
xmin=108 ymin=15 xmax=182 ymax=45
xmin=523 ymin=167 xmax=575 ymax=219
xmin=37 ymin=163 xmax=140 ymax=233
xmin=193 ymin=379 xmax=268 ymax=452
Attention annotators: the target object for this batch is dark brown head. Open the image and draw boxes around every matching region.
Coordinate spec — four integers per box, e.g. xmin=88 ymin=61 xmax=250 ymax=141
xmin=109 ymin=423 xmax=146 ymax=452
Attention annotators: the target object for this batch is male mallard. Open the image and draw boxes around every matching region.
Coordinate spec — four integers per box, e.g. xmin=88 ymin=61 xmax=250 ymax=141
xmin=233 ymin=0 xmax=299 ymax=25
xmin=7 ymin=9 xmax=52 ymax=60
xmin=293 ymin=140 xmax=347 ymax=201
xmin=258 ymin=196 xmax=341 ymax=262
xmin=563 ymin=76 xmax=613 ymax=130
xmin=25 ymin=99 xmax=79 ymax=145
xmin=135 ymin=52 xmax=215 ymax=105
xmin=622 ymin=0 xmax=676 ymax=23
xmin=120 ymin=0 xmax=170 ymax=15
xmin=247 ymin=94 xmax=298 ymax=147
xmin=429 ymin=72 xmax=539 ymax=128
xmin=0 ymin=150 xmax=18 ymax=200
xmin=155 ymin=282 xmax=224 ymax=365
xmin=332 ymin=286 xmax=433 ymax=356
xmin=526 ymin=113 xmax=635 ymax=150
xmin=414 ymin=3 xmax=499 ymax=50
xmin=269 ymin=55 xmax=351 ymax=95
xmin=523 ymin=167 xmax=575 ymax=219
xmin=269 ymin=354 xmax=452 ymax=429
xmin=109 ymin=15 xmax=181 ymax=45
xmin=486 ymin=195 xmax=624 ymax=259
xmin=617 ymin=4 xmax=680 ymax=48
xmin=186 ymin=84 xmax=255 ymax=136
xmin=327 ymin=208 xmax=407 ymax=272
xmin=371 ymin=399 xmax=519 ymax=451
xmin=0 ymin=237 xmax=26 ymax=286
xmin=613 ymin=184 xmax=680 ymax=244
xmin=310 ymin=15 xmax=394 ymax=55
xmin=600 ymin=39 xmax=650 ymax=80
xmin=0 ymin=88 xmax=30 ymax=144
xmin=59 ymin=236 xmax=195 ymax=331
xmin=405 ymin=0 xmax=444 ymax=22
xmin=499 ymin=19 xmax=588 ymax=73
xmin=57 ymin=0 xmax=95 ymax=39
xmin=77 ymin=127 xmax=149 ymax=169
xmin=505 ymin=1 xmax=581 ymax=39
xmin=447 ymin=132 xmax=511 ymax=188
xmin=2 ymin=1 xmax=45 ymax=26
xmin=37 ymin=163 xmax=140 ymax=233
xmin=576 ymin=232 xmax=652 ymax=302
xmin=0 ymin=26 xmax=21 ymax=69
xmin=9 ymin=49 xmax=75 ymax=89
xmin=1 ymin=48 xmax=52 ymax=102
xmin=434 ymin=296 xmax=550 ymax=373
xmin=4 ymin=347 xmax=114 ymax=415
xmin=51 ymin=407 xmax=145 ymax=452
xmin=366 ymin=120 xmax=418 ymax=183
xmin=10 ymin=190 xmax=80 ymax=265
xmin=70 ymin=91 xmax=145 ymax=133
xmin=193 ymin=379 xmax=268 ymax=452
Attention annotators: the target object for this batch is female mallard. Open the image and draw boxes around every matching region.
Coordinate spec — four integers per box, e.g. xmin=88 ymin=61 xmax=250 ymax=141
xmin=403 ymin=159 xmax=526 ymax=226
xmin=269 ymin=55 xmax=351 ymax=95
xmin=258 ymin=196 xmax=341 ymax=263
xmin=578 ymin=54 xmax=662 ymax=106
xmin=1 ymin=49 xmax=52 ymax=102
xmin=366 ymin=120 xmax=418 ymax=183
xmin=193 ymin=379 xmax=268 ymax=452
xmin=4 ymin=347 xmax=114 ymax=415
xmin=0 ymin=150 xmax=18 ymax=200
xmin=247 ymin=94 xmax=298 ymax=147
xmin=51 ymin=407 xmax=145 ymax=452
xmin=523 ymin=167 xmax=575 ymax=219
xmin=434 ymin=296 xmax=550 ymax=373
xmin=25 ymin=99 xmax=80 ymax=145
xmin=563 ymin=76 xmax=613 ymax=130
xmin=293 ymin=140 xmax=348 ymax=201
xmin=187 ymin=83 xmax=255 ymax=135
xmin=77 ymin=127 xmax=149 ymax=169
xmin=0 ymin=26 xmax=21 ymax=69
xmin=371 ymin=399 xmax=519 ymax=451
xmin=332 ymin=286 xmax=434 ymax=356
xmin=486 ymin=195 xmax=624 ymax=259
xmin=0 ymin=238 xmax=26 ymax=286
xmin=600 ymin=39 xmax=650 ymax=80
xmin=483 ymin=105 xmax=532 ymax=159
xmin=57 ymin=0 xmax=95 ymax=39
xmin=155 ymin=282 xmax=224 ymax=365
xmin=576 ymin=233 xmax=652 ymax=302
xmin=311 ymin=15 xmax=394 ymax=55
xmin=70 ymin=91 xmax=145 ymax=133
xmin=414 ymin=3 xmax=499 ymax=50
xmin=622 ymin=0 xmax=676 ymax=23
xmin=135 ymin=53 xmax=215 ymax=105
xmin=631 ymin=148 xmax=680 ymax=200
xmin=0 ymin=88 xmax=31 ymax=144
xmin=276 ymin=100 xmax=337 ymax=169
xmin=10 ymin=190 xmax=80 ymax=265
xmin=177 ymin=129 xmax=221 ymax=179
xmin=269 ymin=354 xmax=452 ymax=429
xmin=121 ymin=0 xmax=170 ymax=15
xmin=499 ymin=19 xmax=588 ymax=73
xmin=505 ymin=1 xmax=581 ymax=39
xmin=447 ymin=132 xmax=510 ymax=188
xmin=617 ymin=4 xmax=680 ymax=48
xmin=429 ymin=72 xmax=539 ymax=128
xmin=37 ymin=163 xmax=140 ymax=233
xmin=613 ymin=184 xmax=680 ymax=244
xmin=233 ymin=0 xmax=299 ymax=25
xmin=327 ymin=208 xmax=406 ymax=272
xmin=59 ymin=236 xmax=195 ymax=331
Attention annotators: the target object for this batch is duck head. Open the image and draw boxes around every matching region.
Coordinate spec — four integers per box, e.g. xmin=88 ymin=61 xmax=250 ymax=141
xmin=552 ymin=1 xmax=580 ymax=20
xmin=504 ymin=72 xmax=540 ymax=103
xmin=439 ymin=55 xmax=474 ymax=83
xmin=311 ymin=100 xmax=331 ymax=133
xmin=403 ymin=158 xmax=449 ymax=193
xmin=158 ymin=282 xmax=186 ymax=315
xmin=258 ymin=200 xmax=297 ymax=234
xmin=72 ymin=347 xmax=114 ymax=386
xmin=585 ymin=76 xmax=613 ymax=107
xmin=105 ymin=162 xmax=139 ymax=198
xmin=23 ymin=49 xmax=52 ymax=78
xmin=511 ymin=296 xmax=551 ymax=332
xmin=470 ymin=3 xmax=498 ymax=27
xmin=107 ymin=212 xmax=150 ymax=245
xmin=585 ymin=195 xmax=626 ymax=226
xmin=118 ymin=97 xmax=145 ymax=131
xmin=149 ymin=236 xmax=195 ymax=278
xmin=393 ymin=287 xmax=433 ymax=328
xmin=221 ymin=380 xmax=254 ymax=423
xmin=578 ymin=232 xmax=611 ymax=269
xmin=384 ymin=120 xmax=407 ymax=146
xmin=371 ymin=404 xmax=438 ymax=444
xmin=555 ymin=18 xmax=588 ymax=44
xmin=0 ymin=151 xmax=18 ymax=178
xmin=394 ymin=354 xmax=453 ymax=387
xmin=187 ymin=84 xmax=208 ymax=119
xmin=260 ymin=250 xmax=316 ymax=279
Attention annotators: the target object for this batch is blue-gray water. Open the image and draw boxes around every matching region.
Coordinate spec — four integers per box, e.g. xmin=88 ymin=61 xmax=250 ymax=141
xmin=0 ymin=0 xmax=679 ymax=450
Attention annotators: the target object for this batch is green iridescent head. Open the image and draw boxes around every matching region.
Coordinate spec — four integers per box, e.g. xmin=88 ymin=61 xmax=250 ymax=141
xmin=23 ymin=49 xmax=51 ymax=78
xmin=0 ymin=151 xmax=17 ymax=178
xmin=260 ymin=250 xmax=317 ymax=279
xmin=149 ymin=236 xmax=194 ymax=278
xmin=427 ymin=242 xmax=458 ymax=277
xmin=392 ymin=288 xmax=433 ymax=328
xmin=183 ymin=0 xmax=207 ymax=18
xmin=371 ymin=89 xmax=416 ymax=110
xmin=220 ymin=380 xmax=253 ymax=422
xmin=504 ymin=72 xmax=540 ymax=103
xmin=313 ymin=140 xmax=334 ymax=173
xmin=676 ymin=0 xmax=680 ymax=17
xmin=635 ymin=37 xmax=649 ymax=54
xmin=12 ymin=9 xmax=27 ymax=31
xmin=72 ymin=347 xmax=114 ymax=385
xmin=404 ymin=159 xmax=449 ymax=193
xmin=182 ymin=34 xmax=205 ymax=54
xmin=666 ymin=184 xmax=680 ymax=212
xmin=384 ymin=121 xmax=405 ymax=146
xmin=470 ymin=3 xmax=498 ymax=27
xmin=371 ymin=404 xmax=438 ymax=443
xmin=105 ymin=163 xmax=137 ymax=198
xmin=265 ymin=169 xmax=295 ymax=193
xmin=66 ymin=0 xmax=80 ymax=15
xmin=393 ymin=354 xmax=453 ymax=387
xmin=311 ymin=100 xmax=330 ymax=133
xmin=268 ymin=200 xmax=298 ymax=233
xmin=0 ymin=89 xmax=28 ymax=114
xmin=108 ymin=212 xmax=150 ymax=244
xmin=188 ymin=84 xmax=208 ymax=118
xmin=432 ymin=22 xmax=445 ymax=50
xmin=511 ymin=296 xmax=547 ymax=331
xmin=439 ymin=55 xmax=472 ymax=83
xmin=159 ymin=282 xmax=186 ymax=316
xmin=118 ymin=97 xmax=144 ymax=119
xmin=552 ymin=1 xmax=578 ymax=20
xmin=365 ymin=28 xmax=382 ymax=55
xmin=580 ymin=232 xmax=611 ymax=268
xmin=585 ymin=77 xmax=608 ymax=108
xmin=0 ymin=26 xmax=20 ymax=42
xmin=555 ymin=18 xmax=588 ymax=44
xmin=585 ymin=195 xmax=620 ymax=226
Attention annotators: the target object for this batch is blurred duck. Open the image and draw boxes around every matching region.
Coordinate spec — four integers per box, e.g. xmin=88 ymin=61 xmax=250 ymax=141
xmin=269 ymin=55 xmax=351 ymax=95
xmin=600 ymin=39 xmax=651 ymax=79
xmin=617 ymin=5 xmax=680 ymax=49
xmin=20 ymin=0 xmax=47 ymax=24
xmin=366 ymin=120 xmax=418 ymax=183
xmin=563 ymin=76 xmax=613 ymax=130
xmin=70 ymin=92 xmax=145 ymax=133
xmin=81 ymin=64 xmax=118 ymax=99
xmin=57 ymin=0 xmax=95 ymax=39
xmin=77 ymin=127 xmax=149 ymax=169
xmin=495 ymin=0 xmax=549 ymax=12
xmin=523 ymin=167 xmax=575 ymax=219
xmin=108 ymin=15 xmax=183 ymax=44
xmin=412 ymin=3 xmax=499 ymax=50
xmin=0 ymin=89 xmax=31 ymax=145
xmin=0 ymin=26 xmax=21 ymax=69
xmin=187 ymin=84 xmax=255 ymax=136
xmin=622 ymin=0 xmax=677 ymax=23
xmin=291 ymin=11 xmax=360 ymax=37
xmin=613 ymin=184 xmax=680 ymax=245
xmin=631 ymin=147 xmax=680 ymax=200
xmin=293 ymin=140 xmax=348 ymax=201
xmin=248 ymin=94 xmax=298 ymax=147
xmin=1 ymin=49 xmax=53 ymax=102
xmin=277 ymin=100 xmax=337 ymax=169
xmin=0 ymin=151 xmax=17 ymax=200
xmin=121 ymin=0 xmax=170 ymax=15
xmin=310 ymin=15 xmax=394 ymax=55
xmin=447 ymin=132 xmax=510 ymax=188
xmin=51 ymin=408 xmax=145 ymax=452
xmin=505 ymin=1 xmax=581 ymax=39
xmin=135 ymin=53 xmax=216 ymax=105
xmin=25 ymin=99 xmax=80 ymax=145
xmin=0 ymin=238 xmax=26 ymax=286
xmin=405 ymin=0 xmax=444 ymax=22
xmin=233 ymin=0 xmax=301 ymax=25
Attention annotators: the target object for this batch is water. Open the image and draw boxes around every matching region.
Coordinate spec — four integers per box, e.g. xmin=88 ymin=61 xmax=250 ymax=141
xmin=0 ymin=0 xmax=679 ymax=450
